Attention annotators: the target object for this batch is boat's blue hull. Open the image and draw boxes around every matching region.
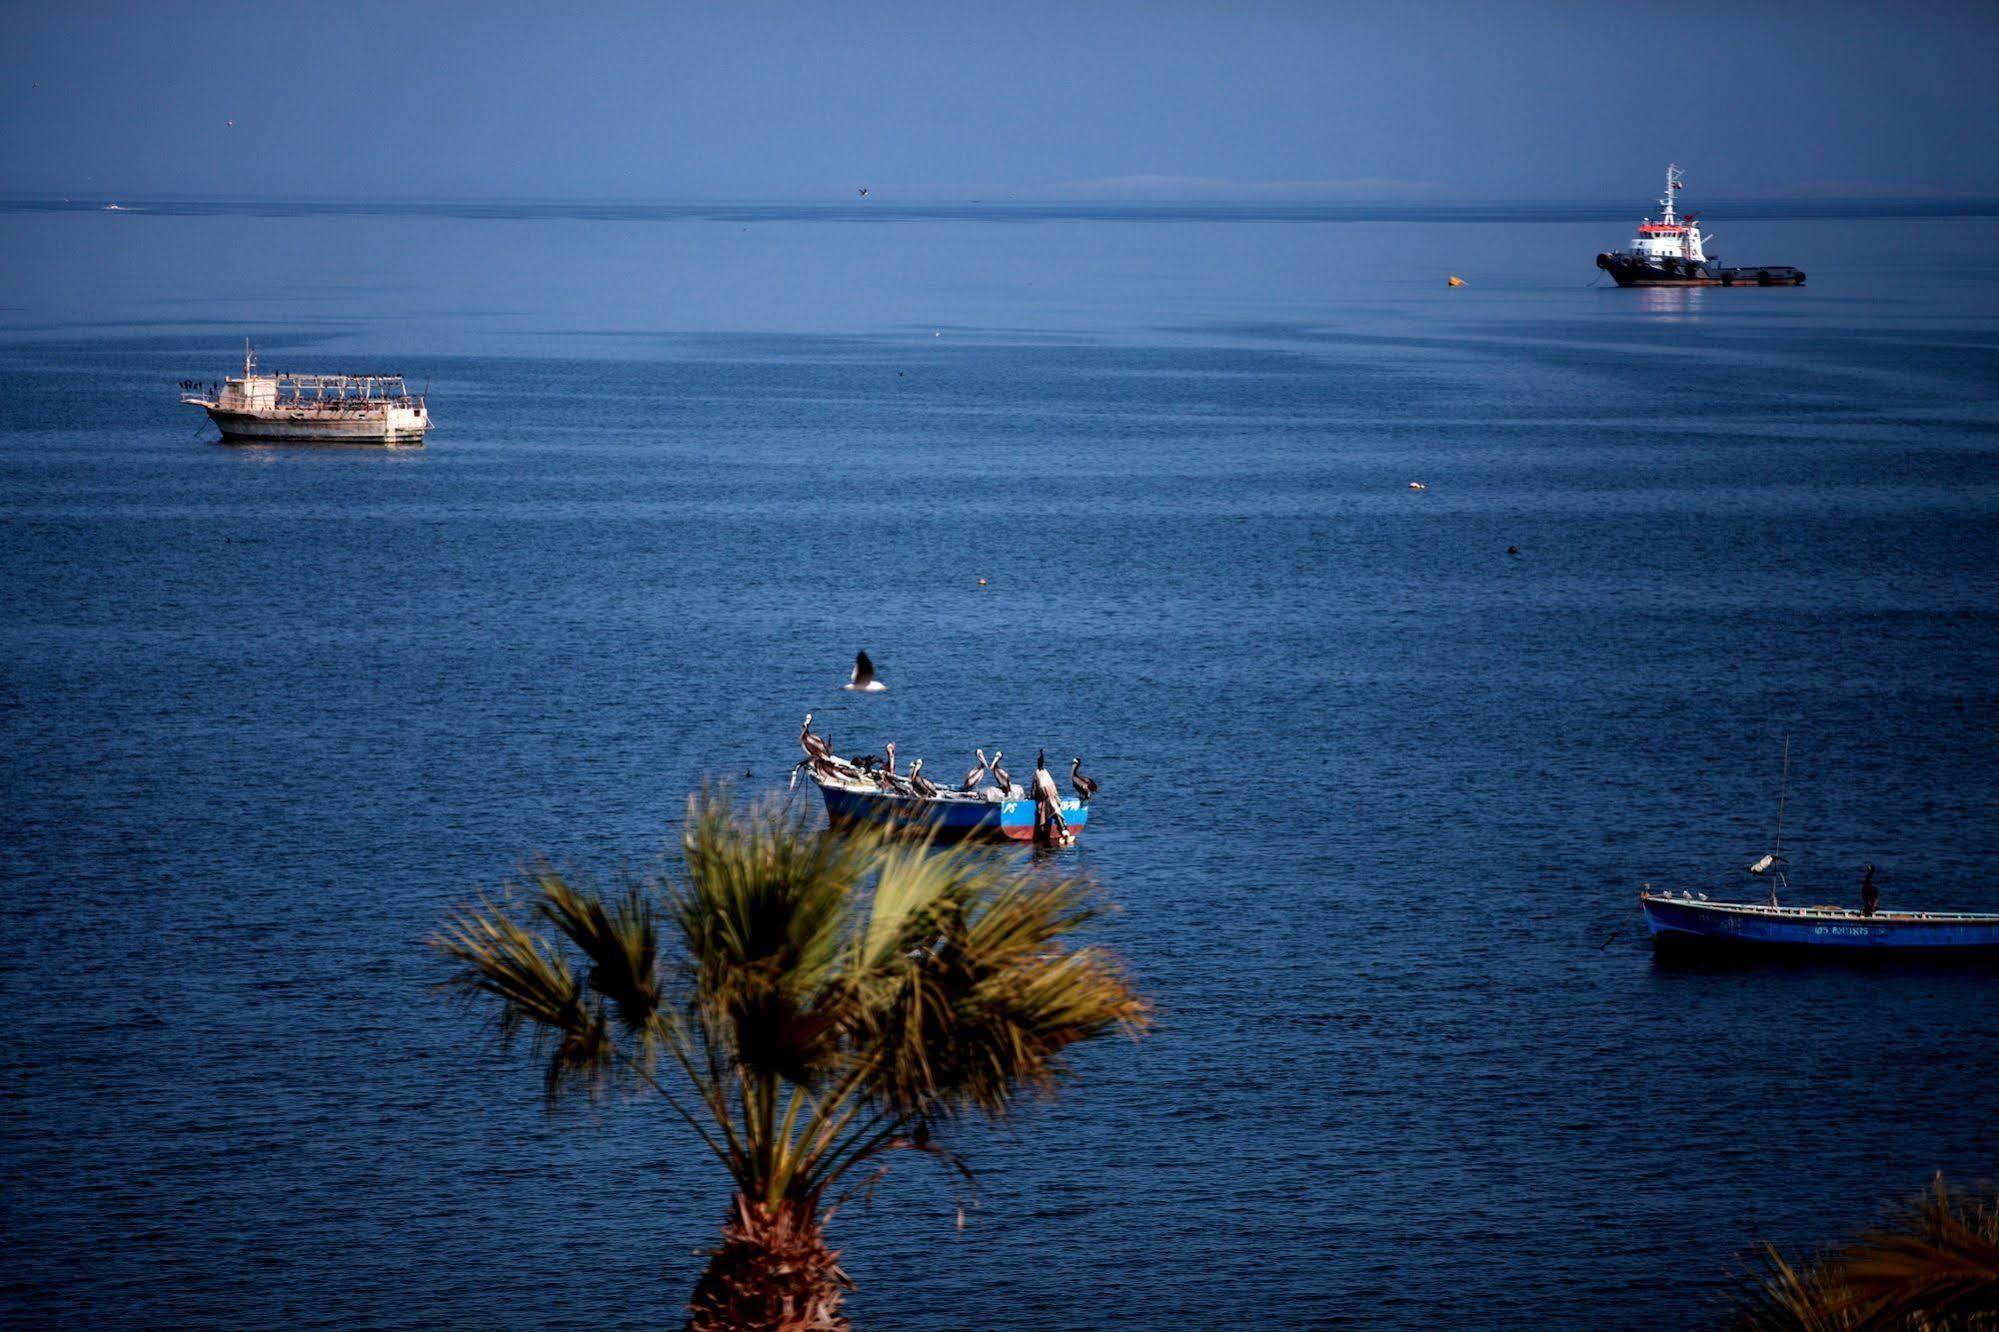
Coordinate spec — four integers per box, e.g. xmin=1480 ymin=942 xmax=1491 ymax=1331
xmin=1641 ymin=894 xmax=1999 ymax=952
xmin=817 ymin=781 xmax=1089 ymax=843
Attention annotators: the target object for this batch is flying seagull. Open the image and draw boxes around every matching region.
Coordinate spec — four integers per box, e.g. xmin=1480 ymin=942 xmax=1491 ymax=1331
xmin=857 ymin=186 xmax=869 ymax=198
xmin=842 ymin=650 xmax=887 ymax=692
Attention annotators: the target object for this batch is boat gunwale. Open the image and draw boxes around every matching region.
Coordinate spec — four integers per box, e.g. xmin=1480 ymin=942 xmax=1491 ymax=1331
xmin=1640 ymin=892 xmax=1999 ymax=925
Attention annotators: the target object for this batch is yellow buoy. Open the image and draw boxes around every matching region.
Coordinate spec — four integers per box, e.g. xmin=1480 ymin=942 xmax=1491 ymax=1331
xmin=1447 ymin=275 xmax=1466 ymax=287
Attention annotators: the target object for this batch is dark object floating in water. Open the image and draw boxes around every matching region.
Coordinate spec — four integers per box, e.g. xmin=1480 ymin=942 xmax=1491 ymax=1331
xmin=1594 ymin=164 xmax=1806 ymax=288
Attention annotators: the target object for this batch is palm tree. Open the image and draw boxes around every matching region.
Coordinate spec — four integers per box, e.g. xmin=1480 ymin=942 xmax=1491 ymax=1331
xmin=1733 ymin=1176 xmax=1999 ymax=1330
xmin=432 ymin=791 xmax=1149 ymax=1331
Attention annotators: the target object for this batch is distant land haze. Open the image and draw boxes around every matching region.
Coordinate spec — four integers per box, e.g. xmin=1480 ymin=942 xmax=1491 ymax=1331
xmin=3 ymin=0 xmax=1995 ymax=202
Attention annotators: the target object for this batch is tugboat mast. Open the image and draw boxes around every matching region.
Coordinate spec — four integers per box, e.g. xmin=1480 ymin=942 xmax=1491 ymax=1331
xmin=1658 ymin=163 xmax=1683 ymax=228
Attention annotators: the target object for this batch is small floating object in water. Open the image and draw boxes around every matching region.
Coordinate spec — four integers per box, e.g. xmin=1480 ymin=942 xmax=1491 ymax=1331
xmin=1447 ymin=275 xmax=1466 ymax=287
xmin=977 ymin=577 xmax=987 ymax=586
xmin=1507 ymin=545 xmax=1518 ymax=555
xmin=1408 ymin=481 xmax=1426 ymax=491
xmin=841 ymin=650 xmax=887 ymax=692
xmin=104 ymin=203 xmax=126 ymax=211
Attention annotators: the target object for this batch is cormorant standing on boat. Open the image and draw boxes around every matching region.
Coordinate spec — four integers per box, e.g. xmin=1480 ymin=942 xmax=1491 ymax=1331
xmin=1861 ymin=863 xmax=1879 ymax=918
xmin=988 ymin=751 xmax=1010 ymax=797
xmin=1069 ymin=757 xmax=1099 ymax=803
xmin=961 ymin=749 xmax=988 ymax=792
xmin=1032 ymin=749 xmax=1068 ymax=841
xmin=909 ymin=759 xmax=938 ymax=799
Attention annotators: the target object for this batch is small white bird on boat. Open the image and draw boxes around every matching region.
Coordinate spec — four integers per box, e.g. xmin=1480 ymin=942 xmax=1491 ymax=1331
xmin=908 ymin=759 xmax=938 ymax=799
xmin=1069 ymin=757 xmax=1099 ymax=803
xmin=988 ymin=751 xmax=1011 ymax=797
xmin=961 ymin=749 xmax=989 ymax=791
xmin=842 ymin=650 xmax=887 ymax=692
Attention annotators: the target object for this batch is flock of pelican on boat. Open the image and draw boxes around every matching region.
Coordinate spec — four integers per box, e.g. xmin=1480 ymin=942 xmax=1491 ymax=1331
xmin=793 ymin=712 xmax=1097 ymax=846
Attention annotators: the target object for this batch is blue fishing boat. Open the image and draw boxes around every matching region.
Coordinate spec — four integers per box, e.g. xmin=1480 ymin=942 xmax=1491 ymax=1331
xmin=793 ymin=718 xmax=1093 ymax=844
xmin=1639 ymin=736 xmax=1999 ymax=953
xmin=815 ymin=776 xmax=1088 ymax=844
xmin=1639 ymin=892 xmax=1999 ymax=953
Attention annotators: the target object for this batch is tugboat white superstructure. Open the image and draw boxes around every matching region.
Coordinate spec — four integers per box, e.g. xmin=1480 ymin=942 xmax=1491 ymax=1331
xmin=1595 ymin=165 xmax=1806 ymax=288
xmin=180 ymin=342 xmax=431 ymax=446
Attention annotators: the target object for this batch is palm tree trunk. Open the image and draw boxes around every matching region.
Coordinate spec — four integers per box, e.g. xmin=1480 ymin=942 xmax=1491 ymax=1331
xmin=686 ymin=1195 xmax=852 ymax=1332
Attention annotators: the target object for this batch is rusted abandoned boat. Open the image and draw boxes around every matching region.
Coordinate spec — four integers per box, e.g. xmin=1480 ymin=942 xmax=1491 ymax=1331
xmin=181 ymin=341 xmax=431 ymax=446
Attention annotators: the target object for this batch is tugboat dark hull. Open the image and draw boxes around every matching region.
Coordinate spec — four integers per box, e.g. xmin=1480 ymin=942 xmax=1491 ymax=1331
xmin=1596 ymin=253 xmax=1806 ymax=287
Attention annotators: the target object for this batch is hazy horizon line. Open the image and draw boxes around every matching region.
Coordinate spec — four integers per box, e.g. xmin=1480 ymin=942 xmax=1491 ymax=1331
xmin=6 ymin=192 xmax=1997 ymax=222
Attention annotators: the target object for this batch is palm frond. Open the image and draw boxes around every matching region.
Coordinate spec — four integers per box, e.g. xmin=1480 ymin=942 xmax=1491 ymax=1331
xmin=1734 ymin=1177 xmax=1999 ymax=1331
xmin=1837 ymin=1179 xmax=1999 ymax=1329
xmin=857 ymin=867 xmax=1149 ymax=1120
xmin=430 ymin=894 xmax=613 ymax=1101
xmin=671 ymin=792 xmax=868 ymax=1084
xmin=532 ymin=865 xmax=663 ymax=1032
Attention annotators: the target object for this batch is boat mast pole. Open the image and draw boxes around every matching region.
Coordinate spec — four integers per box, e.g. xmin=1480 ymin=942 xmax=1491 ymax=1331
xmin=1770 ymin=733 xmax=1790 ymax=907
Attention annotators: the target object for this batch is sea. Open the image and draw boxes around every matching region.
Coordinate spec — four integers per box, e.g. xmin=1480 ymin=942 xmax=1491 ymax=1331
xmin=2 ymin=198 xmax=1996 ymax=1329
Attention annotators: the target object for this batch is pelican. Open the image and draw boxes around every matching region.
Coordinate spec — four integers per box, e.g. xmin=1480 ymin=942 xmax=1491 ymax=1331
xmin=800 ymin=713 xmax=832 ymax=759
xmin=1069 ymin=757 xmax=1099 ymax=803
xmin=908 ymin=759 xmax=938 ymax=799
xmin=884 ymin=741 xmax=898 ymax=776
xmin=842 ymin=650 xmax=887 ymax=692
xmin=988 ymin=751 xmax=1011 ymax=797
xmin=1033 ymin=750 xmax=1069 ymax=838
xmin=960 ymin=749 xmax=989 ymax=791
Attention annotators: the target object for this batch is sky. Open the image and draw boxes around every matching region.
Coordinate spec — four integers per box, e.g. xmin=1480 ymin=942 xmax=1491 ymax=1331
xmin=3 ymin=0 xmax=1997 ymax=203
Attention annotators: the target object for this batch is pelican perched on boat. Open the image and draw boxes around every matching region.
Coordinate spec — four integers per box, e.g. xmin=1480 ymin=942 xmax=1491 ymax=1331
xmin=1069 ymin=757 xmax=1099 ymax=803
xmin=988 ymin=751 xmax=1011 ymax=797
xmin=1033 ymin=750 xmax=1069 ymax=839
xmin=799 ymin=713 xmax=832 ymax=759
xmin=960 ymin=749 xmax=989 ymax=791
xmin=908 ymin=759 xmax=938 ymax=799
xmin=884 ymin=742 xmax=898 ymax=776
xmin=842 ymin=651 xmax=887 ymax=692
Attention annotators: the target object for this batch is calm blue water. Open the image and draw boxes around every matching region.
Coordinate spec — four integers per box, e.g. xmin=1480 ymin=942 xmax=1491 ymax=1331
xmin=3 ymin=201 xmax=1997 ymax=1329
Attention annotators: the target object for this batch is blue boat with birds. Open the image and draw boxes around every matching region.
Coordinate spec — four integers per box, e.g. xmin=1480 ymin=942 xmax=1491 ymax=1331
xmin=793 ymin=716 xmax=1093 ymax=844
xmin=1639 ymin=892 xmax=1999 ymax=953
xmin=815 ymin=779 xmax=1089 ymax=844
xmin=1638 ymin=736 xmax=1999 ymax=954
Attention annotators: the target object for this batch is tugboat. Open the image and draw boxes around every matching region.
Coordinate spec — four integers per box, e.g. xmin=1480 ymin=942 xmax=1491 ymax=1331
xmin=1595 ymin=165 xmax=1806 ymax=288
xmin=180 ymin=341 xmax=431 ymax=446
